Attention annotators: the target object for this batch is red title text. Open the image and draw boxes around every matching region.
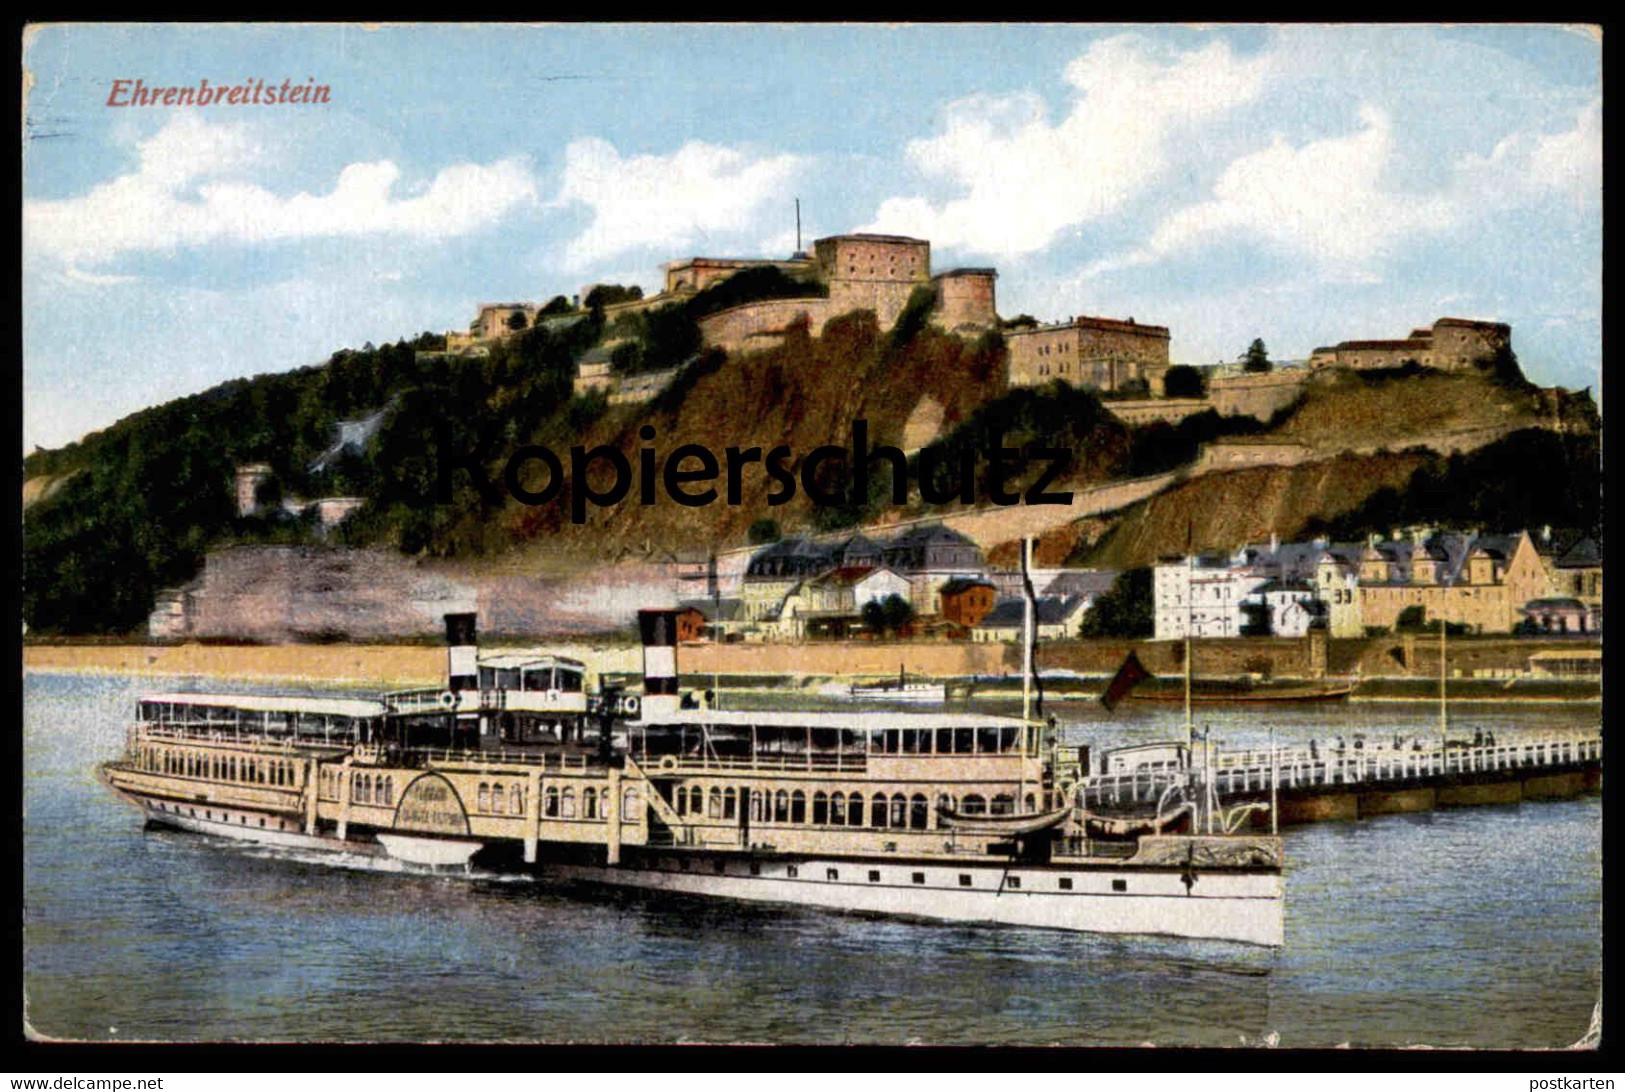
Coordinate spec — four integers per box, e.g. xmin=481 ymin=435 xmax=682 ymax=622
xmin=107 ymin=78 xmax=331 ymax=107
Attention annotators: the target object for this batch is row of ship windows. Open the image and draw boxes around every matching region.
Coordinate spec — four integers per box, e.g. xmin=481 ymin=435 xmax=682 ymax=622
xmin=141 ymin=748 xmax=298 ymax=788
xmin=652 ymin=857 xmax=1129 ymax=893
xmin=671 ymin=787 xmax=1038 ymax=829
xmin=152 ymin=800 xmax=295 ymax=832
xmin=474 ymin=784 xmax=644 ymax=820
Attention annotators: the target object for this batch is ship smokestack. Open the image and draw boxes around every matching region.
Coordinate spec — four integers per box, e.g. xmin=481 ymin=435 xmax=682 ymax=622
xmin=638 ymin=607 xmax=680 ymax=717
xmin=444 ymin=612 xmax=478 ymax=692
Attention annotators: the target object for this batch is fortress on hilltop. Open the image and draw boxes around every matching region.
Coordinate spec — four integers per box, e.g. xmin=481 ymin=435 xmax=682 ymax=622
xmin=1308 ymin=318 xmax=1512 ymax=372
xmin=662 ymin=233 xmax=999 ymax=352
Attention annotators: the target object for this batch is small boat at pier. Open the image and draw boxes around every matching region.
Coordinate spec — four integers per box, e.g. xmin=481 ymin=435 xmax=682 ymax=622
xmin=849 ymin=667 xmax=947 ymax=703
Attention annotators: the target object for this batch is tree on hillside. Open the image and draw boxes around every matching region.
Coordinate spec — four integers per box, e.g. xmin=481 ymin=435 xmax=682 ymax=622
xmin=506 ymin=310 xmax=529 ymax=332
xmin=1242 ymin=338 xmax=1272 ymax=373
xmin=1002 ymin=314 xmax=1039 ymax=330
xmin=539 ymin=295 xmax=574 ymax=317
xmin=1163 ymin=364 xmax=1206 ymax=399
xmin=584 ymin=284 xmax=644 ymax=310
xmin=1077 ymin=568 xmax=1153 ymax=638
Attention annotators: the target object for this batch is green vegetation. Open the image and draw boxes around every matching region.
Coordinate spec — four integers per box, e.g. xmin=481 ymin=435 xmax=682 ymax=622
xmin=24 ymin=320 xmax=601 ymax=634
xmin=1077 ymin=568 xmax=1153 ymax=638
xmin=1242 ymin=338 xmax=1272 ymax=373
xmin=1163 ymin=364 xmax=1206 ymax=399
xmin=861 ymin=593 xmax=915 ymax=636
xmin=583 ymin=284 xmax=643 ymax=310
xmin=686 ymin=266 xmax=825 ymax=318
xmin=1396 ymin=606 xmax=1469 ymax=636
xmin=747 ymin=518 xmax=781 ymax=545
xmin=1300 ymin=428 xmax=1601 ymax=543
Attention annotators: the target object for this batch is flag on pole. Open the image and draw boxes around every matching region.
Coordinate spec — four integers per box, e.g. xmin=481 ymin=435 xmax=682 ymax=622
xmin=1100 ymin=651 xmax=1153 ymax=711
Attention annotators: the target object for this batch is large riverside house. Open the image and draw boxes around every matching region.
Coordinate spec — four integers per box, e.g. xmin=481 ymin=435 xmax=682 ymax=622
xmin=737 ymin=525 xmax=988 ymax=639
xmin=1153 ymin=528 xmax=1571 ymax=640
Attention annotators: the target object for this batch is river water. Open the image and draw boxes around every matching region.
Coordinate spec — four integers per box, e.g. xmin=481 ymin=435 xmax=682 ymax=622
xmin=22 ymin=671 xmax=1601 ymax=1047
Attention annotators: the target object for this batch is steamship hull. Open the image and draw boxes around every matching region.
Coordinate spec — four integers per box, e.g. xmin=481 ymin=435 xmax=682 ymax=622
xmin=99 ymin=608 xmax=1287 ymax=948
xmin=542 ymin=850 xmax=1283 ymax=947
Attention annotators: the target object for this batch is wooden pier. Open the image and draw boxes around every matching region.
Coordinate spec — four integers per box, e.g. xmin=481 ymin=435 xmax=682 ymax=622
xmin=1074 ymin=731 xmax=1602 ymax=827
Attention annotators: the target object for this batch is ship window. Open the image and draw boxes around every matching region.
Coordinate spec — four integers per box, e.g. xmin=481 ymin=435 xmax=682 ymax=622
xmin=690 ymin=786 xmax=703 ymax=815
xmin=845 ymin=793 xmax=862 ymax=827
xmin=870 ymin=793 xmax=887 ymax=828
xmin=828 ymin=791 xmax=844 ymax=825
xmin=1006 ymin=876 xmax=1021 ymax=889
xmin=559 ymin=790 xmax=576 ymax=819
xmin=545 ymin=786 xmax=560 ymax=817
xmin=910 ymin=794 xmax=928 ymax=830
xmin=583 ymin=787 xmax=597 ymax=819
xmin=954 ymin=728 xmax=974 ymax=753
xmin=791 ymin=790 xmax=806 ymax=824
xmin=1058 ymin=877 xmax=1074 ymax=891
xmin=723 ymin=787 xmax=737 ymax=820
xmin=959 ymin=874 xmax=972 ymax=887
xmin=868 ymin=870 xmax=881 ymax=883
xmin=978 ymin=728 xmax=1001 ymax=754
xmin=774 ymin=790 xmax=789 ymax=823
xmin=623 ymin=786 xmax=639 ymax=816
xmin=991 ymin=794 xmax=1015 ymax=816
xmin=509 ymin=784 xmax=521 ymax=814
xmin=1025 ymin=793 xmax=1036 ymax=812
xmin=826 ymin=868 xmax=839 ymax=881
xmin=912 ymin=872 xmax=926 ymax=885
xmin=812 ymin=791 xmax=828 ymax=825
xmin=708 ymin=788 xmax=721 ymax=819
xmin=961 ymin=794 xmax=986 ymax=816
xmin=787 ymin=865 xmax=799 ymax=879
xmin=1112 ymin=879 xmax=1127 ymax=893
xmin=890 ymin=793 xmax=907 ymax=828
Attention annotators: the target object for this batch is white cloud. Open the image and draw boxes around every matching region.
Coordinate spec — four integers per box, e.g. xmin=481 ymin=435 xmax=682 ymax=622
xmin=554 ymin=137 xmax=806 ymax=270
xmin=1457 ymin=98 xmax=1601 ymax=211
xmin=1143 ymin=105 xmax=1454 ymax=273
xmin=860 ymin=35 xmax=1270 ymax=258
xmin=23 ymin=112 xmax=538 ymax=269
xmin=1092 ymin=96 xmax=1601 ymax=281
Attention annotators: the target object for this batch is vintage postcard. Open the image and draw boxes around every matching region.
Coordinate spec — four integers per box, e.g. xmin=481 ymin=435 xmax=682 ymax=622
xmin=20 ymin=23 xmax=1602 ymax=1051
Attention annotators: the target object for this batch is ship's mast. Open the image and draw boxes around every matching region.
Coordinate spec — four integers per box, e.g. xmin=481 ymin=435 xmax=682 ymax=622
xmin=1184 ymin=554 xmax=1195 ymax=750
xmin=1022 ymin=536 xmax=1035 ymax=724
xmin=1439 ymin=610 xmax=1448 ymax=744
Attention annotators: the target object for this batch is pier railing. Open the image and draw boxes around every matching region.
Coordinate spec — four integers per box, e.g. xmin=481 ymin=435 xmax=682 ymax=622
xmin=1077 ymin=732 xmax=1602 ymax=809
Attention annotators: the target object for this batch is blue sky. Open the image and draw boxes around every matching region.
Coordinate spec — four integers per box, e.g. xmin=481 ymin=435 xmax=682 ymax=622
xmin=22 ymin=23 xmax=1601 ymax=452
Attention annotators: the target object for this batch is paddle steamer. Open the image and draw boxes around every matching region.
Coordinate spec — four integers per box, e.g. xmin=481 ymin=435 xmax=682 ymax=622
xmin=100 ymin=610 xmax=1284 ymax=946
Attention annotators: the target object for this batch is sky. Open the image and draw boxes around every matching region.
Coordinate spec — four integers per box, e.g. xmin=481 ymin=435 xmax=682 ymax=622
xmin=21 ymin=23 xmax=1602 ymax=453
